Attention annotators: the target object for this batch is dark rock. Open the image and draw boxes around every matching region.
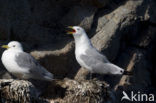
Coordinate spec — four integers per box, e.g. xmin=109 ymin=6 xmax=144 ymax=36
xmin=0 ymin=0 xmax=155 ymax=102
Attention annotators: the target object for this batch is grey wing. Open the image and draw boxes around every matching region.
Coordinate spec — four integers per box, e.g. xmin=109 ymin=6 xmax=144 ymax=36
xmin=80 ymin=54 xmax=118 ymax=74
xmin=85 ymin=48 xmax=109 ymax=63
xmin=15 ymin=52 xmax=53 ymax=80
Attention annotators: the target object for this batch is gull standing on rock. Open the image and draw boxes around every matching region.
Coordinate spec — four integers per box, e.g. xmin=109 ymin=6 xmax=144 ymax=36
xmin=1 ymin=41 xmax=54 ymax=81
xmin=67 ymin=26 xmax=131 ymax=75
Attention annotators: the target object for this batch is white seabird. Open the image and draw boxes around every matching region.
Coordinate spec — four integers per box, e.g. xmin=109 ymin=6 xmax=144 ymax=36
xmin=1 ymin=41 xmax=53 ymax=81
xmin=67 ymin=26 xmax=131 ymax=75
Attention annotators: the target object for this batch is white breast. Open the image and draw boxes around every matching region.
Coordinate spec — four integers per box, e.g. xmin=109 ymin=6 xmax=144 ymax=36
xmin=1 ymin=50 xmax=28 ymax=74
xmin=75 ymin=46 xmax=92 ymax=71
xmin=74 ymin=33 xmax=93 ymax=71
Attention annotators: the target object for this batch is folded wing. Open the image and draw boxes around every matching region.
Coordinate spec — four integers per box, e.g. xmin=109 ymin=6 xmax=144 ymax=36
xmin=15 ymin=52 xmax=53 ymax=81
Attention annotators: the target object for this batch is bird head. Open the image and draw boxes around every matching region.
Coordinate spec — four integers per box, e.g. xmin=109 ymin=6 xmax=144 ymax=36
xmin=66 ymin=26 xmax=86 ymax=37
xmin=1 ymin=41 xmax=23 ymax=51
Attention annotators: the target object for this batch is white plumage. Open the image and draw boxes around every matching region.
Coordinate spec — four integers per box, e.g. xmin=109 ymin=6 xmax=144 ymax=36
xmin=1 ymin=41 xmax=54 ymax=81
xmin=67 ymin=26 xmax=130 ymax=75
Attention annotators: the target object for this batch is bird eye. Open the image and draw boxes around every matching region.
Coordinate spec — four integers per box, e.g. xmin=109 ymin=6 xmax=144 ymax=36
xmin=120 ymin=70 xmax=123 ymax=73
xmin=13 ymin=45 xmax=16 ymax=47
xmin=77 ymin=28 xmax=80 ymax=31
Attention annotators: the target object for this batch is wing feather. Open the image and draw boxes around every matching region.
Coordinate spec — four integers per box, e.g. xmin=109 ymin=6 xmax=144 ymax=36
xmin=15 ymin=52 xmax=53 ymax=81
xmin=80 ymin=54 xmax=121 ymax=74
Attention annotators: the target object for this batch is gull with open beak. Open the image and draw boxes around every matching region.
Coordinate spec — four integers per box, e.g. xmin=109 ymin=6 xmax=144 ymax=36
xmin=67 ymin=26 xmax=131 ymax=76
xmin=1 ymin=41 xmax=54 ymax=81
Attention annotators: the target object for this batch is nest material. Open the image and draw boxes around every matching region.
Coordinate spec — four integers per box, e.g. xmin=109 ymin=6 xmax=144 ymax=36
xmin=51 ymin=79 xmax=110 ymax=103
xmin=0 ymin=79 xmax=48 ymax=103
xmin=0 ymin=79 xmax=110 ymax=103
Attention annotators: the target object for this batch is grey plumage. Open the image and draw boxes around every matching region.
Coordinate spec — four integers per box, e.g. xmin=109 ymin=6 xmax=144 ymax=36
xmin=85 ymin=49 xmax=109 ymax=63
xmin=67 ymin=26 xmax=130 ymax=75
xmin=1 ymin=41 xmax=54 ymax=81
xmin=80 ymin=54 xmax=123 ymax=74
xmin=15 ymin=52 xmax=53 ymax=81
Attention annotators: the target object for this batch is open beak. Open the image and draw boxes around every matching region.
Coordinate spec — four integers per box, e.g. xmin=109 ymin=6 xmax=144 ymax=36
xmin=1 ymin=45 xmax=9 ymax=49
xmin=66 ymin=26 xmax=76 ymax=34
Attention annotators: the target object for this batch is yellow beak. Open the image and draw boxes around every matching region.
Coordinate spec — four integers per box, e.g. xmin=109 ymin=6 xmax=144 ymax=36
xmin=1 ymin=45 xmax=9 ymax=49
xmin=66 ymin=26 xmax=75 ymax=34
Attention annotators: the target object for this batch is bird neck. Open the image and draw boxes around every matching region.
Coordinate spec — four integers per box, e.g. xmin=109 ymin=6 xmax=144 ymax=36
xmin=74 ymin=33 xmax=93 ymax=51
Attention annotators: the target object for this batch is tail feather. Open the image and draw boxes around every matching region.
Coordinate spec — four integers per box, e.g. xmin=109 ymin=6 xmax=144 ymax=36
xmin=43 ymin=72 xmax=54 ymax=81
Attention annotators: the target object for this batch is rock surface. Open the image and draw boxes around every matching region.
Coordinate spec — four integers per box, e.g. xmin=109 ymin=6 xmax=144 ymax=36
xmin=0 ymin=0 xmax=155 ymax=103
